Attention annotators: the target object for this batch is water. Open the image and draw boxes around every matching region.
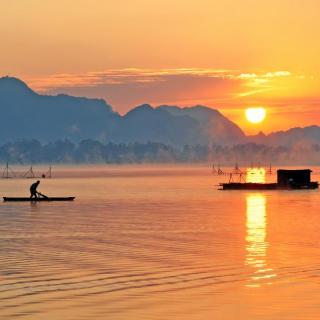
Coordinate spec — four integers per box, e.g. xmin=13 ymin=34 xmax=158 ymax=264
xmin=0 ymin=165 xmax=320 ymax=320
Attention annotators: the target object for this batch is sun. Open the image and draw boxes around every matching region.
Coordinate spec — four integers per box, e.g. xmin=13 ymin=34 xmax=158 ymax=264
xmin=245 ymin=107 xmax=266 ymax=124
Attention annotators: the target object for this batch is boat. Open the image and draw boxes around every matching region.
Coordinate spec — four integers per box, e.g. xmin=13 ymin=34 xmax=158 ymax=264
xmin=221 ymin=182 xmax=318 ymax=190
xmin=3 ymin=197 xmax=75 ymax=202
xmin=220 ymin=169 xmax=319 ymax=190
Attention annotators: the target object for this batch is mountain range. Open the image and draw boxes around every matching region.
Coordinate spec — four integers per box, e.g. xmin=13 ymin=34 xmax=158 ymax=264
xmin=0 ymin=76 xmax=319 ymax=147
xmin=247 ymin=126 xmax=320 ymax=147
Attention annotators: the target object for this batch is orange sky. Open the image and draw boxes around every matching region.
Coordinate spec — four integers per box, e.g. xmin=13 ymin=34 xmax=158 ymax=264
xmin=1 ymin=0 xmax=320 ymax=134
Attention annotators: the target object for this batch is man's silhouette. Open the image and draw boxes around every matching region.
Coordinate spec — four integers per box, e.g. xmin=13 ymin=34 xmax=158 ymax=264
xmin=30 ymin=180 xmax=40 ymax=199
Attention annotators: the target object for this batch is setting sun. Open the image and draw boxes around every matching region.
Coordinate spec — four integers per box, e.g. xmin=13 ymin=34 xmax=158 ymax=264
xmin=245 ymin=107 xmax=266 ymax=124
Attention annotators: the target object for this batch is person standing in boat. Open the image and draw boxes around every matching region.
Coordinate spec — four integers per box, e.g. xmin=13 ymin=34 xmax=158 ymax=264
xmin=30 ymin=180 xmax=40 ymax=199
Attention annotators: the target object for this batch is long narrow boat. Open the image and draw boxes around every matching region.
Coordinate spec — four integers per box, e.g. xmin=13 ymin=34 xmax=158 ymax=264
xmin=3 ymin=197 xmax=75 ymax=202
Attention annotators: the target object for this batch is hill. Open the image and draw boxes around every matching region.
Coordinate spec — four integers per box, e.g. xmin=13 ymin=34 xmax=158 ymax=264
xmin=248 ymin=126 xmax=320 ymax=147
xmin=0 ymin=77 xmax=245 ymax=146
xmin=0 ymin=76 xmax=119 ymax=142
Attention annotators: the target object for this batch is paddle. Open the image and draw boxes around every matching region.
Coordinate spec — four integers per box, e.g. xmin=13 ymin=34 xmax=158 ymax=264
xmin=37 ymin=192 xmax=49 ymax=199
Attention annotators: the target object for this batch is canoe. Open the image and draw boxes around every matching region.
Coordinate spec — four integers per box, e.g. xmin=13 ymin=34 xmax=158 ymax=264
xmin=3 ymin=197 xmax=75 ymax=202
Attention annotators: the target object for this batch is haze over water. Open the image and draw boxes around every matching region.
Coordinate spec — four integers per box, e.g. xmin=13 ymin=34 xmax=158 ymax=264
xmin=0 ymin=165 xmax=320 ymax=319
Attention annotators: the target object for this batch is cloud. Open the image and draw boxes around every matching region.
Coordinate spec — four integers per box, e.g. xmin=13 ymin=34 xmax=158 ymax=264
xmin=26 ymin=68 xmax=246 ymax=112
xmin=238 ymin=73 xmax=258 ymax=79
xmin=264 ymin=71 xmax=291 ymax=78
xmin=27 ymin=68 xmax=237 ymax=91
xmin=24 ymin=68 xmax=316 ymax=119
xmin=20 ymin=68 xmax=320 ymax=134
xmin=27 ymin=68 xmax=294 ymax=93
xmin=238 ymin=71 xmax=291 ymax=80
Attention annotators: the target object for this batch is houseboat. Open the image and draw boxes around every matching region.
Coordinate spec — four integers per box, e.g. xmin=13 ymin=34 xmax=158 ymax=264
xmin=220 ymin=169 xmax=319 ymax=190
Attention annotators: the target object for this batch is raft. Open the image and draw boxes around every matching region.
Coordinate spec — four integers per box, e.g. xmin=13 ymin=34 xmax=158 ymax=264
xmin=220 ymin=182 xmax=318 ymax=190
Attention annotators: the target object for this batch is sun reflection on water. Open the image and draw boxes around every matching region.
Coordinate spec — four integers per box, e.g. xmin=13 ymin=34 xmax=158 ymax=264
xmin=246 ymin=168 xmax=266 ymax=183
xmin=245 ymin=193 xmax=276 ymax=287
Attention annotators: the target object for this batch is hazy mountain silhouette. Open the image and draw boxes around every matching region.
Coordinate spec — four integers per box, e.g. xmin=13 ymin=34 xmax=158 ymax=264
xmin=248 ymin=126 xmax=320 ymax=147
xmin=0 ymin=77 xmax=245 ymax=146
xmin=1 ymin=76 xmax=318 ymax=148
xmin=0 ymin=76 xmax=119 ymax=142
xmin=158 ymin=105 xmax=245 ymax=145
xmin=108 ymin=104 xmax=245 ymax=145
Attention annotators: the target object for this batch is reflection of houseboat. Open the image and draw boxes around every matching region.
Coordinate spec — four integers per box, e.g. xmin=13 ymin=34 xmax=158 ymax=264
xmin=220 ymin=169 xmax=319 ymax=190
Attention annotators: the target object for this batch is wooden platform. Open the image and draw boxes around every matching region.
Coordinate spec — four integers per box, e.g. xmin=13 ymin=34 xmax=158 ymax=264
xmin=220 ymin=182 xmax=319 ymax=190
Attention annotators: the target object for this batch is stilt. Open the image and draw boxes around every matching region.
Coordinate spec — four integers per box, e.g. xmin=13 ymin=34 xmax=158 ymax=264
xmin=217 ymin=163 xmax=224 ymax=175
xmin=42 ymin=165 xmax=52 ymax=178
xmin=24 ymin=165 xmax=35 ymax=179
xmin=48 ymin=165 xmax=52 ymax=178
xmin=2 ymin=162 xmax=15 ymax=179
xmin=232 ymin=162 xmax=243 ymax=174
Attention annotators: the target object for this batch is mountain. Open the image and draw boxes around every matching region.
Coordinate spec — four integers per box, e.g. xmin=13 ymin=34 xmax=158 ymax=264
xmin=108 ymin=104 xmax=245 ymax=146
xmin=158 ymin=105 xmax=245 ymax=145
xmin=0 ymin=77 xmax=245 ymax=146
xmin=248 ymin=126 xmax=320 ymax=147
xmin=1 ymin=76 xmax=320 ymax=148
xmin=0 ymin=76 xmax=119 ymax=142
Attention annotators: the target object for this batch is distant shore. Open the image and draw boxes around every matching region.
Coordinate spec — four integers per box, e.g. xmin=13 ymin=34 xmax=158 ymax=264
xmin=0 ymin=139 xmax=320 ymax=166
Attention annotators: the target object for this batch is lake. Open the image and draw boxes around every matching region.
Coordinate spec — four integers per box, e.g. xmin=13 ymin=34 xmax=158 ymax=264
xmin=0 ymin=165 xmax=320 ymax=319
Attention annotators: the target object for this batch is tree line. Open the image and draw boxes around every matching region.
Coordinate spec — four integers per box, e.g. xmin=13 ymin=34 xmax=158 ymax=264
xmin=0 ymin=139 xmax=319 ymax=165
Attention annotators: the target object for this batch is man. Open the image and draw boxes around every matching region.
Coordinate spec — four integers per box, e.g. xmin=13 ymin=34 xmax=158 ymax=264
xmin=30 ymin=180 xmax=40 ymax=199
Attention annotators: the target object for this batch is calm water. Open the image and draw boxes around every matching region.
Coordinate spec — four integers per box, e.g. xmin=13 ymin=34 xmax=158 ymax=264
xmin=0 ymin=165 xmax=320 ymax=320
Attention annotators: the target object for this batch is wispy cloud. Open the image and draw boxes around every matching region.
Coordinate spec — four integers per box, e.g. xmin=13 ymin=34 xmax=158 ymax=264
xmin=25 ymin=68 xmax=246 ymax=111
xmin=25 ymin=68 xmax=315 ymax=118
xmin=27 ymin=68 xmax=295 ymax=94
xmin=27 ymin=68 xmax=238 ymax=91
xmin=238 ymin=71 xmax=291 ymax=79
xmin=236 ymin=70 xmax=293 ymax=97
xmin=22 ymin=68 xmax=320 ymax=134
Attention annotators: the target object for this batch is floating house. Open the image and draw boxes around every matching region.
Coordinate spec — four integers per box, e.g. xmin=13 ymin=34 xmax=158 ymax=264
xmin=277 ymin=169 xmax=311 ymax=187
xmin=220 ymin=169 xmax=318 ymax=190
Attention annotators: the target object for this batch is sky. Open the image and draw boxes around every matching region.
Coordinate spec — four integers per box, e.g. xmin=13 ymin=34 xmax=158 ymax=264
xmin=1 ymin=0 xmax=320 ymax=134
